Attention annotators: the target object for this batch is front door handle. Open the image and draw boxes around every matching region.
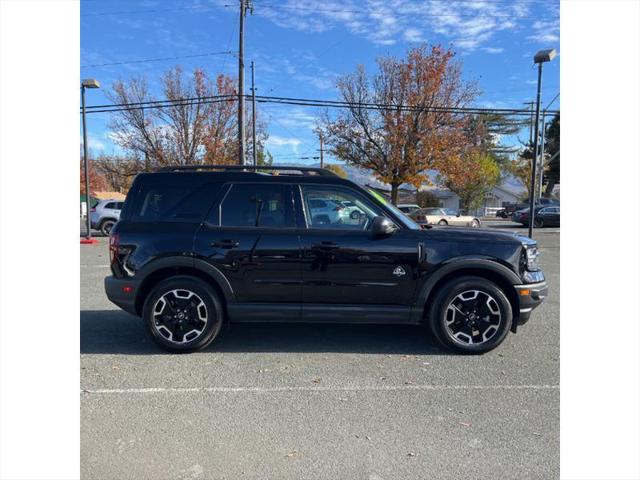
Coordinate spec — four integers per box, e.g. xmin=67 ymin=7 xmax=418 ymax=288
xmin=211 ymin=239 xmax=239 ymax=249
xmin=313 ymin=241 xmax=338 ymax=249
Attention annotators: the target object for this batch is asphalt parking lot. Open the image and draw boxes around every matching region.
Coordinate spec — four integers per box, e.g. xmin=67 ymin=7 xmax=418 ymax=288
xmin=81 ymin=226 xmax=559 ymax=480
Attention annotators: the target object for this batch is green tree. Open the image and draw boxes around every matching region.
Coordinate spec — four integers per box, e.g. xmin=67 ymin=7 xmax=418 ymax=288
xmin=543 ymin=114 xmax=560 ymax=196
xmin=324 ymin=164 xmax=348 ymax=178
xmin=438 ymin=152 xmax=501 ymax=211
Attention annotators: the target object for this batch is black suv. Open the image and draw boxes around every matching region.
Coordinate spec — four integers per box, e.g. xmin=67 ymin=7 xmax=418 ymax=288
xmin=105 ymin=165 xmax=547 ymax=354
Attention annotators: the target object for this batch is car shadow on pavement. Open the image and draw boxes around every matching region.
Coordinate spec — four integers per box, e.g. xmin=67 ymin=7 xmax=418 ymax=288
xmin=81 ymin=310 xmax=449 ymax=356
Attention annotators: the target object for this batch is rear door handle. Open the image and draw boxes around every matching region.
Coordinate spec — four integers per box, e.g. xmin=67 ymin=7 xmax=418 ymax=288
xmin=211 ymin=239 xmax=239 ymax=249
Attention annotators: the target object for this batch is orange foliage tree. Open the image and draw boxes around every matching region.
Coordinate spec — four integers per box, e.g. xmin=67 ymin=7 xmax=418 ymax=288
xmin=80 ymin=156 xmax=108 ymax=195
xmin=320 ymin=45 xmax=479 ymax=204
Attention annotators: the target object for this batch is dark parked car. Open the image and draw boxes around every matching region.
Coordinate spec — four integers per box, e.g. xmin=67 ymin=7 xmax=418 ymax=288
xmin=105 ymin=165 xmax=547 ymax=354
xmin=512 ymin=205 xmax=561 ymax=227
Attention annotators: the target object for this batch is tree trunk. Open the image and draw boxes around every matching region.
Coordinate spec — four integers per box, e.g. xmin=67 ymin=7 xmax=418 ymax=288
xmin=390 ymin=183 xmax=399 ymax=205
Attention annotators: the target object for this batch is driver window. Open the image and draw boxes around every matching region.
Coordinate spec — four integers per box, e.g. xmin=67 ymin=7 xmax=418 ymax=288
xmin=301 ymin=186 xmax=383 ymax=230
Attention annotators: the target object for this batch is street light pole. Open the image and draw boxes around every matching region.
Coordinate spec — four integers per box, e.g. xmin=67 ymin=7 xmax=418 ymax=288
xmin=528 ymin=49 xmax=556 ymax=238
xmin=238 ymin=0 xmax=247 ymax=165
xmin=81 ymin=78 xmax=100 ymax=244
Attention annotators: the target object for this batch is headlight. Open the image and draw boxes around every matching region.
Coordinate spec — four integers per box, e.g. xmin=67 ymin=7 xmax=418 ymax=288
xmin=525 ymin=244 xmax=540 ymax=271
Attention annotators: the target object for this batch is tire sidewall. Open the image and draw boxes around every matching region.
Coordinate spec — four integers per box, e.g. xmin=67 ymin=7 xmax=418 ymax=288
xmin=534 ymin=217 xmax=544 ymax=228
xmin=142 ymin=276 xmax=224 ymax=353
xmin=101 ymin=220 xmax=115 ymax=236
xmin=429 ymin=276 xmax=513 ymax=354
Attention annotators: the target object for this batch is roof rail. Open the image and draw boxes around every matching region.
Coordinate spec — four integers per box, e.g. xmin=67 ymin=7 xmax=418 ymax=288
xmin=156 ymin=164 xmax=337 ymax=177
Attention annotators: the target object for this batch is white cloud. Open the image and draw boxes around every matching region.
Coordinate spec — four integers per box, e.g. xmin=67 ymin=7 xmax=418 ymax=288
xmin=241 ymin=0 xmax=552 ymax=51
xmin=483 ymin=47 xmax=504 ymax=54
xmin=266 ymin=135 xmax=302 ymax=153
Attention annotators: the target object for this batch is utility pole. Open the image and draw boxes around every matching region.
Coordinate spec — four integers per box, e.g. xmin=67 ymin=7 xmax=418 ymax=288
xmin=538 ymin=113 xmax=547 ymax=200
xmin=319 ymin=133 xmax=324 ymax=168
xmin=237 ymin=0 xmax=250 ymax=165
xmin=251 ymin=61 xmax=257 ymax=166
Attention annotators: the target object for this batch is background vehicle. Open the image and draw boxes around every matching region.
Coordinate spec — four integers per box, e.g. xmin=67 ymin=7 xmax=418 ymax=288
xmin=512 ymin=205 xmax=560 ymax=227
xmin=410 ymin=207 xmax=480 ymax=227
xmin=90 ymin=199 xmax=123 ymax=235
xmin=106 ymin=165 xmax=546 ymax=355
xmin=397 ymin=204 xmax=421 ymax=215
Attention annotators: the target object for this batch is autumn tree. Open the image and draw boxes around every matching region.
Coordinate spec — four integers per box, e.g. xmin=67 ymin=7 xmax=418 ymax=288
xmin=320 ymin=45 xmax=479 ymax=204
xmin=80 ymin=153 xmax=108 ymax=195
xmin=94 ymin=153 xmax=144 ymax=193
xmin=416 ymin=190 xmax=440 ymax=208
xmin=108 ymin=66 xmax=269 ymax=168
xmin=437 ymin=152 xmax=501 ymax=212
xmin=543 ymin=114 xmax=560 ymax=196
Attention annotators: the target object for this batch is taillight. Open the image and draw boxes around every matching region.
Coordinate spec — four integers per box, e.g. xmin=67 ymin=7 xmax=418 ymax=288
xmin=109 ymin=233 xmax=119 ymax=264
xmin=90 ymin=207 xmax=96 ymax=213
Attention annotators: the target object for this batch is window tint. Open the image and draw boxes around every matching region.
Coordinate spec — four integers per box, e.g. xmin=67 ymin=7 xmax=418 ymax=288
xmin=132 ymin=184 xmax=216 ymax=221
xmin=302 ymin=186 xmax=384 ymax=230
xmin=116 ymin=202 xmax=124 ymax=209
xmin=105 ymin=202 xmax=117 ymax=209
xmin=220 ymin=184 xmax=293 ymax=228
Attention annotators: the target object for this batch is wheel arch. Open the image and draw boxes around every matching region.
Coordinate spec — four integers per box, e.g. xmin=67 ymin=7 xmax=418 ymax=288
xmin=98 ymin=217 xmax=118 ymax=228
xmin=416 ymin=260 xmax=521 ymax=331
xmin=133 ymin=257 xmax=234 ymax=316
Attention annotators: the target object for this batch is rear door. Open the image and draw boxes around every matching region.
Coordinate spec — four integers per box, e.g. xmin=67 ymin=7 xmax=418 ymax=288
xmin=193 ymin=182 xmax=302 ymax=304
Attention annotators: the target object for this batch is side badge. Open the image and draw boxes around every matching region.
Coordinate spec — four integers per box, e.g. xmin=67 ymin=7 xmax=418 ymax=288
xmin=392 ymin=266 xmax=406 ymax=277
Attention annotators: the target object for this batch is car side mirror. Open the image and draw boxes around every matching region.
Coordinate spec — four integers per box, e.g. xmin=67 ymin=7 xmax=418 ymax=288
xmin=371 ymin=216 xmax=396 ymax=237
xmin=456 ymin=212 xmax=461 ymax=217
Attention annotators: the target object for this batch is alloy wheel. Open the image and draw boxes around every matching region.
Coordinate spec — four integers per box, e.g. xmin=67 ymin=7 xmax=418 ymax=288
xmin=152 ymin=289 xmax=208 ymax=344
xmin=444 ymin=290 xmax=502 ymax=346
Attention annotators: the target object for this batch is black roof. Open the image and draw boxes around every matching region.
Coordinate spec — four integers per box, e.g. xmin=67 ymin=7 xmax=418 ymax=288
xmin=137 ymin=164 xmax=357 ymax=187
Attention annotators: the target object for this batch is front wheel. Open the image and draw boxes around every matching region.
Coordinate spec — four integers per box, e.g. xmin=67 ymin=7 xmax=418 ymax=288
xmin=470 ymin=219 xmax=480 ymax=228
xmin=534 ymin=217 xmax=544 ymax=228
xmin=438 ymin=219 xmax=448 ymax=226
xmin=142 ymin=276 xmax=224 ymax=353
xmin=427 ymin=276 xmax=512 ymax=354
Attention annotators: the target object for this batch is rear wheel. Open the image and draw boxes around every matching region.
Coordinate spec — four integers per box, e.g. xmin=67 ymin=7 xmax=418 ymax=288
xmin=142 ymin=276 xmax=224 ymax=353
xmin=428 ymin=276 xmax=512 ymax=354
xmin=470 ymin=219 xmax=480 ymax=228
xmin=438 ymin=219 xmax=448 ymax=226
xmin=534 ymin=217 xmax=544 ymax=228
xmin=100 ymin=219 xmax=115 ymax=236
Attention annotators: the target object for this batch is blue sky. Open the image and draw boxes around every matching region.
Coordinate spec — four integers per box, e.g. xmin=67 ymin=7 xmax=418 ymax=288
xmin=81 ymin=0 xmax=560 ymax=164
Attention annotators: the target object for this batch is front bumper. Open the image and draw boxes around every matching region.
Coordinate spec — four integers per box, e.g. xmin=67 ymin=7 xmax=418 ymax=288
xmin=514 ymin=280 xmax=548 ymax=326
xmin=104 ymin=275 xmax=140 ymax=316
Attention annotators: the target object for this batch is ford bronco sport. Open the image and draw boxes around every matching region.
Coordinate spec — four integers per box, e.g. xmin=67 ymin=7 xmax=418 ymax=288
xmin=105 ymin=165 xmax=547 ymax=354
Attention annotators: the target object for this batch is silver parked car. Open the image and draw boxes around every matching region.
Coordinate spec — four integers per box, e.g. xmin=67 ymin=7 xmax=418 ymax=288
xmin=90 ymin=199 xmax=123 ymax=235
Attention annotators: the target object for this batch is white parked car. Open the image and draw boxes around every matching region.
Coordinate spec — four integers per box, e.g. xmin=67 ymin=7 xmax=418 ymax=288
xmin=90 ymin=199 xmax=123 ymax=235
xmin=410 ymin=207 xmax=481 ymax=228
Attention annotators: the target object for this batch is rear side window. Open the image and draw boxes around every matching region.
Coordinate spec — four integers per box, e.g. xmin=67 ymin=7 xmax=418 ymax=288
xmin=131 ymin=184 xmax=217 ymax=222
xmin=105 ymin=202 xmax=117 ymax=209
xmin=220 ymin=184 xmax=294 ymax=228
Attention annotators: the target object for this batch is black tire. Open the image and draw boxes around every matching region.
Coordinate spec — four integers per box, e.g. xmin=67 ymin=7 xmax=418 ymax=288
xmin=350 ymin=210 xmax=361 ymax=220
xmin=534 ymin=217 xmax=544 ymax=228
xmin=438 ymin=219 xmax=448 ymax=226
xmin=100 ymin=219 xmax=116 ymax=236
xmin=470 ymin=219 xmax=480 ymax=228
xmin=427 ymin=276 xmax=512 ymax=354
xmin=142 ymin=275 xmax=224 ymax=353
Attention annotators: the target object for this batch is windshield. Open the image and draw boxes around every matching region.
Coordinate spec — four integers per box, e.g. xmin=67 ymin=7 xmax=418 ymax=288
xmin=443 ymin=208 xmax=458 ymax=215
xmin=365 ymin=188 xmax=421 ymax=230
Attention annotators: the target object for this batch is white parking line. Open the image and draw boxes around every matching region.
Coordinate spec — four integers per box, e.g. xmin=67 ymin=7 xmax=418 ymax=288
xmin=82 ymin=384 xmax=559 ymax=395
xmin=80 ymin=265 xmax=110 ymax=268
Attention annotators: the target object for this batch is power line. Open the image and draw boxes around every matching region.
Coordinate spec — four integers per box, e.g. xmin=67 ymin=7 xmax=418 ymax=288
xmin=81 ymin=51 xmax=235 ymax=68
xmin=83 ymin=93 xmax=560 ymax=116
xmin=543 ymin=92 xmax=560 ymax=113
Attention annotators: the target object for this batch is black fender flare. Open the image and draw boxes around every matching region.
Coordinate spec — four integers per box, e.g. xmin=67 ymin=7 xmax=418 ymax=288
xmin=134 ymin=256 xmax=235 ymax=311
xmin=411 ymin=258 xmax=521 ymax=321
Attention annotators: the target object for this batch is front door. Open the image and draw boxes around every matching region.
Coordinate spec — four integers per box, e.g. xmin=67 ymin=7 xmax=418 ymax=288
xmin=297 ymin=185 xmax=420 ymax=308
xmin=194 ymin=182 xmax=301 ymax=304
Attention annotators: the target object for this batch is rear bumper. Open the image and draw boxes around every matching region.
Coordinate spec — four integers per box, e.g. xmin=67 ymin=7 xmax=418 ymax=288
xmin=514 ymin=281 xmax=548 ymax=325
xmin=104 ymin=275 xmax=140 ymax=316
